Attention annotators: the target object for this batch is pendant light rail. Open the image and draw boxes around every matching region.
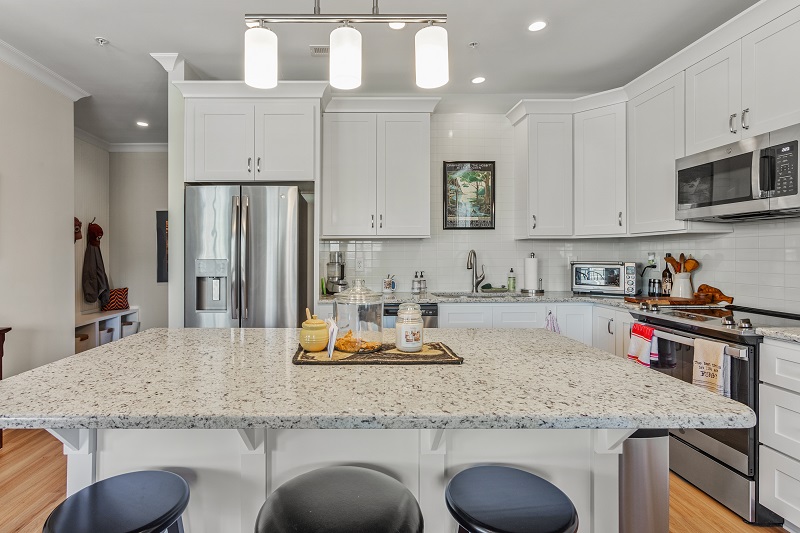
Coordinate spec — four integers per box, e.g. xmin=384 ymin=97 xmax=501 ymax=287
xmin=245 ymin=14 xmax=446 ymax=25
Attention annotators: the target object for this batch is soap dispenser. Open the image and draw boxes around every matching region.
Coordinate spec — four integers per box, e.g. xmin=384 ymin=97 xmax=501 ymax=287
xmin=411 ymin=271 xmax=422 ymax=294
xmin=507 ymin=268 xmax=516 ymax=292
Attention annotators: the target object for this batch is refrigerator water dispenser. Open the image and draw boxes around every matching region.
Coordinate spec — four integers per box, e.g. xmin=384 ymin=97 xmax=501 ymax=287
xmin=195 ymin=259 xmax=228 ymax=311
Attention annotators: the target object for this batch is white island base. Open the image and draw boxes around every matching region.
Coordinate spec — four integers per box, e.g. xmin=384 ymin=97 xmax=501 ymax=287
xmin=49 ymin=427 xmax=640 ymax=533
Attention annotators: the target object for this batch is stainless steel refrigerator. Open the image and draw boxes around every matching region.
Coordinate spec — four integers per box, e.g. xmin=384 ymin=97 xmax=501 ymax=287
xmin=185 ymin=185 xmax=311 ymax=328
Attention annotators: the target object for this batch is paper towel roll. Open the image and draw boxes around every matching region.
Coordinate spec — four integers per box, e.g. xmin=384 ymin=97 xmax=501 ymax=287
xmin=524 ymin=257 xmax=539 ymax=291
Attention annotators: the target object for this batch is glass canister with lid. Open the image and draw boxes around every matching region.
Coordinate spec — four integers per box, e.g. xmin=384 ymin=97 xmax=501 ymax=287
xmin=333 ymin=279 xmax=383 ymax=353
xmin=395 ymin=302 xmax=424 ymax=353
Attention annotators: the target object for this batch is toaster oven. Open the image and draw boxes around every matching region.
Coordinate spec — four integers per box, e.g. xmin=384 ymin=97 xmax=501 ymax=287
xmin=570 ymin=261 xmax=642 ymax=296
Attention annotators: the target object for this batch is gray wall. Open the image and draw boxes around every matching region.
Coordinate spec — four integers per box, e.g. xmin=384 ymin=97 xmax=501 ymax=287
xmin=110 ymin=151 xmax=169 ymax=330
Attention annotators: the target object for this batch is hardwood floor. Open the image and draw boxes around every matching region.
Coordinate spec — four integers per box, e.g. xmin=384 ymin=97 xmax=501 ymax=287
xmin=0 ymin=429 xmax=65 ymax=533
xmin=0 ymin=429 xmax=789 ymax=532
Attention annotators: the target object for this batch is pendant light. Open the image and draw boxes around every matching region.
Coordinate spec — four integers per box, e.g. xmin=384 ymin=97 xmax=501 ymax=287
xmin=244 ymin=24 xmax=278 ymax=89
xmin=330 ymin=22 xmax=362 ymax=90
xmin=415 ymin=23 xmax=449 ymax=89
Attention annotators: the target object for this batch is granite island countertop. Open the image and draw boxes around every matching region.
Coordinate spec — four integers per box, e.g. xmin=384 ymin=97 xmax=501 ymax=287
xmin=756 ymin=327 xmax=800 ymax=344
xmin=0 ymin=328 xmax=753 ymax=431
xmin=321 ymin=291 xmax=638 ymax=309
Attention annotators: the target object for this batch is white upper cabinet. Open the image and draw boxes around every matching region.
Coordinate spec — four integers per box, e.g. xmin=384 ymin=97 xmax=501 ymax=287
xmin=322 ymin=112 xmax=431 ymax=238
xmin=514 ymin=114 xmax=573 ymax=237
xmin=254 ymin=103 xmax=315 ymax=181
xmin=186 ymin=99 xmax=316 ymax=182
xmin=627 ymin=72 xmax=688 ymax=234
xmin=322 ymin=113 xmax=378 ymax=236
xmin=574 ymin=103 xmax=627 ymax=236
xmin=188 ymin=101 xmax=255 ymax=181
xmin=685 ymin=41 xmax=743 ymax=155
xmin=741 ymin=7 xmax=800 ymax=137
xmin=376 ymin=113 xmax=430 ymax=237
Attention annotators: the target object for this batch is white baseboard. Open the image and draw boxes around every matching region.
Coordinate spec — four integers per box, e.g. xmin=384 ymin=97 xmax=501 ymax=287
xmin=784 ymin=519 xmax=800 ymax=533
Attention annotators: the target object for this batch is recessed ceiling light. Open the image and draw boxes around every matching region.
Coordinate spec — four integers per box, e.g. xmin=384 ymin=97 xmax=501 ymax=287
xmin=388 ymin=22 xmax=405 ymax=30
xmin=136 ymin=121 xmax=149 ymax=127
xmin=471 ymin=77 xmax=486 ymax=84
xmin=528 ymin=21 xmax=547 ymax=32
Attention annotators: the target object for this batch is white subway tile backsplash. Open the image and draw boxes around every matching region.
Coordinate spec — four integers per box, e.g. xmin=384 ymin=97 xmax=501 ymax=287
xmin=319 ymin=113 xmax=800 ymax=309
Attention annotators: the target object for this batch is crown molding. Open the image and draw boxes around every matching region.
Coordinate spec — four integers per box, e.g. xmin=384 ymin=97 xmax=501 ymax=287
xmin=74 ymin=128 xmax=110 ymax=151
xmin=323 ymin=97 xmax=441 ymax=113
xmin=108 ymin=143 xmax=168 ymax=153
xmin=173 ymin=80 xmax=330 ymax=99
xmin=0 ymin=39 xmax=89 ymax=102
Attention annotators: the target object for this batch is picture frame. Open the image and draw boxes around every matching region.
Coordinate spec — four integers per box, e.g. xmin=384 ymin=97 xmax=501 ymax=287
xmin=443 ymin=161 xmax=496 ymax=230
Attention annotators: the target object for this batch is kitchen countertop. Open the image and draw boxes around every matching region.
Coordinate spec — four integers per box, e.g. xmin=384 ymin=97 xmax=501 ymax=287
xmin=0 ymin=328 xmax=753 ymax=431
xmin=321 ymin=291 xmax=638 ymax=309
xmin=756 ymin=327 xmax=800 ymax=344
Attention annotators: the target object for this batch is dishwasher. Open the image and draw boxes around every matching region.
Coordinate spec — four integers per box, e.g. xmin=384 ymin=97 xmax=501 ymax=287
xmin=383 ymin=303 xmax=438 ymax=328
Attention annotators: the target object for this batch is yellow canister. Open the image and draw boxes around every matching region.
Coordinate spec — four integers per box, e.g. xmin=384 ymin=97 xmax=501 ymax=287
xmin=300 ymin=314 xmax=329 ymax=352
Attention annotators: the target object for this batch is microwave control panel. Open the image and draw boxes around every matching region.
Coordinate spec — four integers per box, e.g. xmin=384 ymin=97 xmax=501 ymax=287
xmin=773 ymin=140 xmax=797 ymax=197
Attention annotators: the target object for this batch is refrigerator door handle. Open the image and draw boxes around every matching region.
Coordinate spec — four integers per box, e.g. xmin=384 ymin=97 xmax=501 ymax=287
xmin=231 ymin=196 xmax=240 ymax=320
xmin=241 ymin=195 xmax=249 ymax=320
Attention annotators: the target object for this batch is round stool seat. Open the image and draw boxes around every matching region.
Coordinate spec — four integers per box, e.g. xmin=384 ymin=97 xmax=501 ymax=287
xmin=445 ymin=466 xmax=578 ymax=533
xmin=43 ymin=470 xmax=189 ymax=533
xmin=255 ymin=466 xmax=423 ymax=533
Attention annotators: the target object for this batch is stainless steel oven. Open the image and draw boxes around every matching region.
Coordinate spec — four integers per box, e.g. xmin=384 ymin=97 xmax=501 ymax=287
xmin=570 ymin=261 xmax=641 ymax=296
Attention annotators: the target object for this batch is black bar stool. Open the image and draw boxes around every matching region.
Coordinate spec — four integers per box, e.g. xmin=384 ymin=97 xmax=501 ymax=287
xmin=255 ymin=466 xmax=423 ymax=533
xmin=43 ymin=470 xmax=189 ymax=533
xmin=445 ymin=465 xmax=579 ymax=533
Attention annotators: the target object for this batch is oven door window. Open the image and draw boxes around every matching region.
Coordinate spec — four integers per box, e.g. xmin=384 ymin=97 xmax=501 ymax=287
xmin=573 ymin=267 xmax=620 ymax=288
xmin=677 ymin=153 xmax=754 ymax=209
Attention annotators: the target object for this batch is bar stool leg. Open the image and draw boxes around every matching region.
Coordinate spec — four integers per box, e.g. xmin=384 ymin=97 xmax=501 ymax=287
xmin=166 ymin=517 xmax=185 ymax=533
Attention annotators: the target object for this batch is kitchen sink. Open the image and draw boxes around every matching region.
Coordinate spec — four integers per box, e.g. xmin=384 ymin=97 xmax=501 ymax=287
xmin=431 ymin=291 xmax=514 ymax=298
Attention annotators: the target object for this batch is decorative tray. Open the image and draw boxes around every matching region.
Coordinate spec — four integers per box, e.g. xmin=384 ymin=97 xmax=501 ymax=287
xmin=293 ymin=342 xmax=462 ymax=365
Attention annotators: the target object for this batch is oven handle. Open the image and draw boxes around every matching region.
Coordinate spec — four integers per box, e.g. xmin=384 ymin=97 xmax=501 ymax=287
xmin=641 ymin=323 xmax=749 ymax=361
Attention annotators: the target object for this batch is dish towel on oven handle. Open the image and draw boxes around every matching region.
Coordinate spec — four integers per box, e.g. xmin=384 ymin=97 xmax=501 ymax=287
xmin=627 ymin=323 xmax=658 ymax=367
xmin=692 ymin=338 xmax=731 ymax=398
xmin=545 ymin=311 xmax=560 ymax=334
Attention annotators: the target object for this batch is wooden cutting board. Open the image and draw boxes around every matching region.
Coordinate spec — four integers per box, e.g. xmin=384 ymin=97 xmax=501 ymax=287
xmin=624 ymin=293 xmax=714 ymax=305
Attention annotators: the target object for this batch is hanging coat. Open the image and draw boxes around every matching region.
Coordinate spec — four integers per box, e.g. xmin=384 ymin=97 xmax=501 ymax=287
xmin=82 ymin=223 xmax=110 ymax=306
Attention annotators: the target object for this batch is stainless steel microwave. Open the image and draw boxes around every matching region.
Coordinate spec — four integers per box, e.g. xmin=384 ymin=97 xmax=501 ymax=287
xmin=571 ymin=261 xmax=641 ymax=296
xmin=676 ymin=123 xmax=800 ymax=221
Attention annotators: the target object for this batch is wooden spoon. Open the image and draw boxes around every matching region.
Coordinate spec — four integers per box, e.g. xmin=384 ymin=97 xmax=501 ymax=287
xmin=666 ymin=256 xmax=681 ymax=274
xmin=679 ymin=253 xmax=686 ymax=272
xmin=306 ymin=307 xmax=312 ymax=321
xmin=684 ymin=258 xmax=700 ymax=272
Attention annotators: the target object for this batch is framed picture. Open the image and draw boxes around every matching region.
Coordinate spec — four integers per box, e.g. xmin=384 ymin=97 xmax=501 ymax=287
xmin=443 ymin=161 xmax=495 ymax=229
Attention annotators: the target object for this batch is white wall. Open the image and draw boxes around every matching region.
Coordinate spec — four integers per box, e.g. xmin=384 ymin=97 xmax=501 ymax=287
xmin=109 ymin=151 xmax=168 ymax=329
xmin=74 ymin=138 xmax=110 ymax=314
xmin=322 ymin=113 xmax=800 ymax=312
xmin=0 ymin=60 xmax=74 ymax=377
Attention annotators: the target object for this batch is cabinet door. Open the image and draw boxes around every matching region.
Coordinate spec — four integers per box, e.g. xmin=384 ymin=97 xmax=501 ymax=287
xmin=492 ymin=304 xmax=547 ymax=328
xmin=592 ymin=306 xmax=616 ymax=355
xmin=188 ymin=101 xmax=255 ymax=182
xmin=759 ymin=445 xmax=800 ymax=526
xmin=376 ymin=113 xmax=430 ymax=236
xmin=574 ymin=103 xmax=627 ymax=236
xmin=254 ymin=103 xmax=315 ymax=181
xmin=615 ymin=310 xmax=634 ymax=359
xmin=527 ymin=115 xmax=574 ymax=236
xmin=742 ymin=7 xmax=800 ymax=136
xmin=438 ymin=304 xmax=493 ymax=328
xmin=760 ymin=383 xmax=800 ymax=459
xmin=322 ymin=113 xmax=377 ymax=237
xmin=685 ymin=41 xmax=742 ymax=155
xmin=627 ymin=73 xmax=687 ymax=234
xmin=556 ymin=305 xmax=593 ymax=345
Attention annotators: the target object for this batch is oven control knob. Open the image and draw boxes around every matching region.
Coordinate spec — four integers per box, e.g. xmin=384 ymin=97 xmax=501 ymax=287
xmin=639 ymin=302 xmax=649 ymax=310
xmin=721 ymin=316 xmax=736 ymax=327
xmin=649 ymin=304 xmax=660 ymax=312
xmin=738 ymin=318 xmax=753 ymax=329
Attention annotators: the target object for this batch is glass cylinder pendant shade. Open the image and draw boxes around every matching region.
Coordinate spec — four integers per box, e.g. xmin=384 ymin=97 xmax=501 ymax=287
xmin=415 ymin=25 xmax=449 ymax=89
xmin=330 ymin=25 xmax=362 ymax=90
xmin=244 ymin=27 xmax=278 ymax=89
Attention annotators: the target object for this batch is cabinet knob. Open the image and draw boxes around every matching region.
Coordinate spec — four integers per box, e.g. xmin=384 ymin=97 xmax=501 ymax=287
xmin=618 ymin=211 xmax=623 ymax=227
xmin=247 ymin=157 xmax=252 ymax=173
xmin=729 ymin=113 xmax=738 ymax=134
xmin=742 ymin=108 xmax=750 ymax=130
xmin=257 ymin=157 xmax=261 ymax=172
xmin=371 ymin=214 xmax=375 ymax=229
xmin=532 ymin=214 xmax=537 ymax=230
xmin=379 ymin=214 xmax=383 ymax=229
xmin=608 ymin=318 xmax=614 ymax=335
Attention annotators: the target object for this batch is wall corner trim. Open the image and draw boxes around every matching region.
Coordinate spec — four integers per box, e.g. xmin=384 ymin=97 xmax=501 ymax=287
xmin=74 ymin=128 xmax=110 ymax=151
xmin=0 ymin=39 xmax=90 ymax=101
xmin=150 ymin=53 xmax=182 ymax=72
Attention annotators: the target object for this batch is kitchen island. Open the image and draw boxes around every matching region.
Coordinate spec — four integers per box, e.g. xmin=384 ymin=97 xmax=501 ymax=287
xmin=0 ymin=328 xmax=753 ymax=532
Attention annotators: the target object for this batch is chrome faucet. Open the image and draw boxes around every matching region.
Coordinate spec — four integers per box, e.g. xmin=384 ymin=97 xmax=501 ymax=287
xmin=466 ymin=249 xmax=486 ymax=293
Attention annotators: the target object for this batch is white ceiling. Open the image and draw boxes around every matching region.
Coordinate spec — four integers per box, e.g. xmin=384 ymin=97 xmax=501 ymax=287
xmin=0 ymin=0 xmax=759 ymax=143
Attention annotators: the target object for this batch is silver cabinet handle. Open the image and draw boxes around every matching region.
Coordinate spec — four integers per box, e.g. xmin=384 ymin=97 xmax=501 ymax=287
xmin=230 ymin=196 xmax=240 ymax=320
xmin=379 ymin=214 xmax=383 ymax=229
xmin=608 ymin=318 xmax=614 ymax=335
xmin=371 ymin=214 xmax=375 ymax=228
xmin=256 ymin=157 xmax=261 ymax=173
xmin=618 ymin=211 xmax=623 ymax=227
xmin=729 ymin=113 xmax=738 ymax=134
xmin=247 ymin=157 xmax=252 ymax=173
xmin=532 ymin=214 xmax=537 ymax=229
xmin=742 ymin=108 xmax=750 ymax=130
xmin=241 ymin=195 xmax=249 ymax=320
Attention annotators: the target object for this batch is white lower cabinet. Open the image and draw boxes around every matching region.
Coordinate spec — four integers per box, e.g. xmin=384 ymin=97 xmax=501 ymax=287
xmin=438 ymin=303 xmax=591 ymax=340
xmin=556 ymin=305 xmax=593 ymax=345
xmin=592 ymin=307 xmax=617 ymax=355
xmin=438 ymin=304 xmax=494 ymax=328
xmin=615 ymin=311 xmax=635 ymax=359
xmin=759 ymin=445 xmax=800 ymax=526
xmin=492 ymin=304 xmax=548 ymax=328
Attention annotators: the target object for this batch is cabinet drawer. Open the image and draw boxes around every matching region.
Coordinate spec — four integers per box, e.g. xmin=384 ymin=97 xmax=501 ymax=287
xmin=759 ymin=445 xmax=800 ymax=525
xmin=492 ymin=304 xmax=546 ymax=329
xmin=760 ymin=383 xmax=800 ymax=459
xmin=438 ymin=304 xmax=493 ymax=329
xmin=761 ymin=340 xmax=800 ymax=393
